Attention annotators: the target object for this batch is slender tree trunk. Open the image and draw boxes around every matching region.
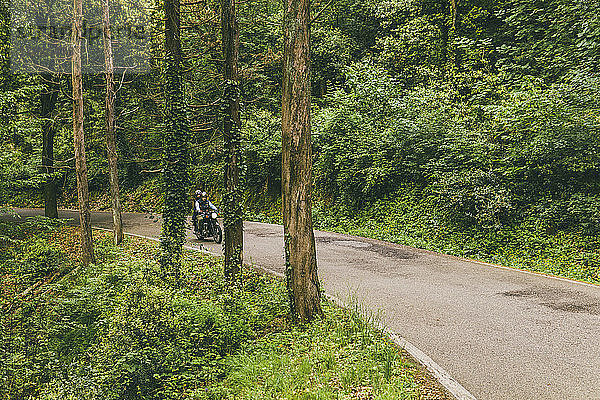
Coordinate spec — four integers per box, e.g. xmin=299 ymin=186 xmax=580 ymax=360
xmin=440 ymin=22 xmax=449 ymax=75
xmin=449 ymin=0 xmax=460 ymax=68
xmin=72 ymin=0 xmax=94 ymax=265
xmin=102 ymin=0 xmax=123 ymax=245
xmin=161 ymin=0 xmax=189 ymax=277
xmin=450 ymin=0 xmax=458 ymax=31
xmin=41 ymin=75 xmax=58 ymax=219
xmin=222 ymin=0 xmax=243 ymax=280
xmin=281 ymin=0 xmax=322 ymax=322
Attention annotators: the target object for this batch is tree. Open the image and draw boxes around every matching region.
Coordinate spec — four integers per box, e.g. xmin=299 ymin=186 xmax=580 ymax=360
xmin=40 ymin=75 xmax=58 ymax=219
xmin=160 ymin=0 xmax=189 ymax=277
xmin=72 ymin=0 xmax=94 ymax=265
xmin=450 ymin=0 xmax=458 ymax=32
xmin=102 ymin=0 xmax=124 ymax=245
xmin=281 ymin=0 xmax=322 ymax=322
xmin=221 ymin=0 xmax=243 ymax=279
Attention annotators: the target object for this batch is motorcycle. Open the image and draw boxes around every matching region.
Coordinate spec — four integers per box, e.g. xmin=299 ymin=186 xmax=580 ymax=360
xmin=194 ymin=210 xmax=223 ymax=244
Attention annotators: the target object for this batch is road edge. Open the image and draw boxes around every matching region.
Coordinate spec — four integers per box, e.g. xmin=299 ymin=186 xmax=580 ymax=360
xmin=325 ymin=290 xmax=478 ymax=400
xmin=92 ymin=227 xmax=477 ymax=400
xmin=18 ymin=208 xmax=600 ymax=288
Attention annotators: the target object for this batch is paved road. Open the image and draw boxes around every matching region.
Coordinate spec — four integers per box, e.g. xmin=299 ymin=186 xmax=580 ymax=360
xmin=8 ymin=209 xmax=600 ymax=400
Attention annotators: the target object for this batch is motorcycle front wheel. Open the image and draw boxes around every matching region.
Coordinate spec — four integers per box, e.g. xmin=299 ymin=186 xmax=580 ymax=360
xmin=212 ymin=221 xmax=223 ymax=244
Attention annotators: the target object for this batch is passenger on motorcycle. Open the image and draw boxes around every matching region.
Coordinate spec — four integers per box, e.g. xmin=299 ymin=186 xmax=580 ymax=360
xmin=192 ymin=190 xmax=217 ymax=233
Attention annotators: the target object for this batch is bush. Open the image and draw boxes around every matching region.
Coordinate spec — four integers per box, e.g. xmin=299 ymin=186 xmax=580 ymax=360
xmin=18 ymin=239 xmax=67 ymax=281
xmin=91 ymin=284 xmax=244 ymax=399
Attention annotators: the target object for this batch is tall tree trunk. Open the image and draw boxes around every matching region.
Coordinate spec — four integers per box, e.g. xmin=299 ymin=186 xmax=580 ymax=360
xmin=450 ymin=0 xmax=458 ymax=31
xmin=222 ymin=0 xmax=243 ymax=280
xmin=41 ymin=75 xmax=58 ymax=219
xmin=161 ymin=0 xmax=189 ymax=278
xmin=439 ymin=21 xmax=449 ymax=75
xmin=281 ymin=0 xmax=322 ymax=322
xmin=72 ymin=0 xmax=94 ymax=265
xmin=102 ymin=0 xmax=124 ymax=245
xmin=449 ymin=0 xmax=460 ymax=68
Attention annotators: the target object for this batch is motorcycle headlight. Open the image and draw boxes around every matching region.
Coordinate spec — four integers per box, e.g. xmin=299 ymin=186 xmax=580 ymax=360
xmin=211 ymin=212 xmax=217 ymax=219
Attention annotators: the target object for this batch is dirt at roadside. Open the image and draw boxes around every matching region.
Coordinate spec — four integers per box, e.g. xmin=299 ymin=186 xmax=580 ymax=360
xmin=403 ymin=349 xmax=455 ymax=400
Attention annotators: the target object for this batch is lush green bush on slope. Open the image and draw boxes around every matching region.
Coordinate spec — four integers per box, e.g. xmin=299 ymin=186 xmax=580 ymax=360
xmin=238 ymin=63 xmax=599 ymax=238
xmin=312 ymin=63 xmax=600 ymax=231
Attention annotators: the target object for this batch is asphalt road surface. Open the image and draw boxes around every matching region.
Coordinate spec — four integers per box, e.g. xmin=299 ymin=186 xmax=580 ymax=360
xmin=8 ymin=209 xmax=600 ymax=400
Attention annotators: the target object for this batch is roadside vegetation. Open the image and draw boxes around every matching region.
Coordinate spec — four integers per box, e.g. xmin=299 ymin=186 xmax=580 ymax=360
xmin=1 ymin=217 xmax=445 ymax=399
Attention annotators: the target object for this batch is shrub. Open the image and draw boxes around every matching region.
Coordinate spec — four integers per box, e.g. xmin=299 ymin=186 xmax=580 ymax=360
xmin=18 ymin=238 xmax=67 ymax=281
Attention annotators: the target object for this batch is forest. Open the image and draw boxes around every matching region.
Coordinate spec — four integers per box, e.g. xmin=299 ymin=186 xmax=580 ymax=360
xmin=1 ymin=0 xmax=600 ymax=398
xmin=2 ymin=0 xmax=599 ymax=281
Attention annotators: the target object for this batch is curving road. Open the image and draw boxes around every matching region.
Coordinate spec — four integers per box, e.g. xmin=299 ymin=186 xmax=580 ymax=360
xmin=8 ymin=209 xmax=600 ymax=400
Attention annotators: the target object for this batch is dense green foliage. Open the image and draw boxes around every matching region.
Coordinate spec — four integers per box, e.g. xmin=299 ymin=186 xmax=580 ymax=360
xmin=313 ymin=65 xmax=600 ymax=231
xmin=0 ymin=221 xmax=425 ymax=399
xmin=0 ymin=0 xmax=599 ymax=280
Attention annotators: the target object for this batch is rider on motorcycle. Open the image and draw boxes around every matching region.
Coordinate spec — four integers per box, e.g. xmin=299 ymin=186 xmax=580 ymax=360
xmin=192 ymin=190 xmax=217 ymax=233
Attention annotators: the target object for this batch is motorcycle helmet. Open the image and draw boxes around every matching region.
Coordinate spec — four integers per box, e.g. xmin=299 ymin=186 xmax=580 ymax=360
xmin=195 ymin=189 xmax=202 ymax=198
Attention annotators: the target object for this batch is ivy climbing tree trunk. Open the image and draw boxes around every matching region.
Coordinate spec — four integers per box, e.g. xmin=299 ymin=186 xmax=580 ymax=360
xmin=102 ymin=0 xmax=124 ymax=245
xmin=160 ymin=0 xmax=189 ymax=278
xmin=222 ymin=0 xmax=243 ymax=280
xmin=41 ymin=75 xmax=58 ymax=219
xmin=281 ymin=0 xmax=322 ymax=322
xmin=72 ymin=0 xmax=94 ymax=265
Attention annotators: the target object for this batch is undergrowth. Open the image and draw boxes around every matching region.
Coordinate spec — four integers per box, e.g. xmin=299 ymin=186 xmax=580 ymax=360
xmin=0 ymin=218 xmax=424 ymax=399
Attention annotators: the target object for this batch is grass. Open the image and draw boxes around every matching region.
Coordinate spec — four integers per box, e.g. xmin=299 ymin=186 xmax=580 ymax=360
xmin=0 ymin=218 xmax=437 ymax=400
xmin=202 ymin=301 xmax=419 ymax=400
xmin=201 ymin=306 xmax=420 ymax=399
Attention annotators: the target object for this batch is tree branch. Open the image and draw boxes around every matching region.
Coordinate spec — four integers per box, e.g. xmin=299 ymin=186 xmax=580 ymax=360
xmin=310 ymin=0 xmax=335 ymax=25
